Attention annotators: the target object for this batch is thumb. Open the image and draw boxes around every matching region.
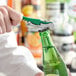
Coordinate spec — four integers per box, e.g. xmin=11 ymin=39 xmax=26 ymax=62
xmin=35 ymin=72 xmax=44 ymax=76
xmin=4 ymin=6 xmax=23 ymax=25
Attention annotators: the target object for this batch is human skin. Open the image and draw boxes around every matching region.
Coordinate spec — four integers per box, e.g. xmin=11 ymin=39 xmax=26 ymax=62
xmin=0 ymin=6 xmax=22 ymax=33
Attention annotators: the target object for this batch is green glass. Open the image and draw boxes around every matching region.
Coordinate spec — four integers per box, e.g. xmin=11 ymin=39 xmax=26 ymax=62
xmin=66 ymin=0 xmax=70 ymax=3
xmin=73 ymin=32 xmax=76 ymax=43
xmin=60 ymin=0 xmax=66 ymax=3
xmin=39 ymin=30 xmax=68 ymax=76
xmin=46 ymin=0 xmax=59 ymax=3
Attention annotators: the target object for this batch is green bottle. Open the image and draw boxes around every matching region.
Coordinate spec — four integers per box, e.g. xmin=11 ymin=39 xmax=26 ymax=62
xmin=66 ymin=0 xmax=70 ymax=3
xmin=46 ymin=0 xmax=59 ymax=3
xmin=60 ymin=0 xmax=69 ymax=3
xmin=39 ymin=29 xmax=68 ymax=76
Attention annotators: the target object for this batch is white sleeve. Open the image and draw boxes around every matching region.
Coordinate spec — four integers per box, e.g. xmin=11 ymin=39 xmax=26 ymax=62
xmin=0 ymin=31 xmax=17 ymax=57
xmin=13 ymin=46 xmax=42 ymax=76
xmin=0 ymin=31 xmax=42 ymax=76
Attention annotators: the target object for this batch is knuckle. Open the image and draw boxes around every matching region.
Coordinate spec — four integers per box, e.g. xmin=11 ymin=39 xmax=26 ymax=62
xmin=0 ymin=7 xmax=8 ymax=16
xmin=3 ymin=5 xmax=7 ymax=8
xmin=0 ymin=12 xmax=3 ymax=19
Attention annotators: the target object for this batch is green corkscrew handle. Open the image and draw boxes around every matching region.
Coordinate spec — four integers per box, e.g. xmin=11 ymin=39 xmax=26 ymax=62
xmin=22 ymin=16 xmax=52 ymax=25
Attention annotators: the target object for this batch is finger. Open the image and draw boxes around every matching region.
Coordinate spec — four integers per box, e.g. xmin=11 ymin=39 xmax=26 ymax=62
xmin=35 ymin=72 xmax=44 ymax=76
xmin=0 ymin=7 xmax=12 ymax=32
xmin=3 ymin=6 xmax=23 ymax=26
xmin=0 ymin=26 xmax=2 ymax=34
xmin=0 ymin=11 xmax=6 ymax=33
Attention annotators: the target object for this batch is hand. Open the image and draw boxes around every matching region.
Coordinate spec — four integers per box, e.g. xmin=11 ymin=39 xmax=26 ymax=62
xmin=0 ymin=6 xmax=22 ymax=34
xmin=35 ymin=72 xmax=44 ymax=76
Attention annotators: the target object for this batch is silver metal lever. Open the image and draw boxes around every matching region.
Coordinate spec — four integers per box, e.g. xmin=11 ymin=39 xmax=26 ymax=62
xmin=27 ymin=22 xmax=54 ymax=32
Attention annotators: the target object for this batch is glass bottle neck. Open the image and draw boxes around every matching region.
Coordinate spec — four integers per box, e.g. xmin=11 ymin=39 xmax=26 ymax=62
xmin=39 ymin=30 xmax=54 ymax=48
